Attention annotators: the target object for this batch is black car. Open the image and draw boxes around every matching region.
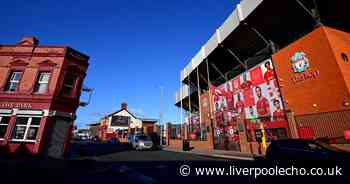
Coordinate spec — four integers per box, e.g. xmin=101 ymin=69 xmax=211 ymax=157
xmin=265 ymin=139 xmax=350 ymax=164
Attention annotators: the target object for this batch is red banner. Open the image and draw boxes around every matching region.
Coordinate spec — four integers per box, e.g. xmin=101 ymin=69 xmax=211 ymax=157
xmin=250 ymin=66 xmax=264 ymax=85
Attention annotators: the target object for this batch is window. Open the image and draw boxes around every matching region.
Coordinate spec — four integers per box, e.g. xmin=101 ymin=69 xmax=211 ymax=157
xmin=0 ymin=116 xmax=10 ymax=139
xmin=60 ymin=75 xmax=77 ymax=96
xmin=341 ymin=53 xmax=348 ymax=62
xmin=34 ymin=72 xmax=51 ymax=94
xmin=12 ymin=117 xmax=41 ymax=142
xmin=5 ymin=71 xmax=23 ymax=92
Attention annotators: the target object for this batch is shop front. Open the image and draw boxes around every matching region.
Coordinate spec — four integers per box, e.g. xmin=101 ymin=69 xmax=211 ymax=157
xmin=0 ymin=102 xmax=76 ymax=157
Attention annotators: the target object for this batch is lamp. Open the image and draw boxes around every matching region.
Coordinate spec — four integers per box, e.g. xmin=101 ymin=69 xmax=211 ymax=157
xmin=312 ymin=104 xmax=319 ymax=112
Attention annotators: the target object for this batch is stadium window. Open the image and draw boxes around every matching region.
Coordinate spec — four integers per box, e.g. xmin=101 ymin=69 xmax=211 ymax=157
xmin=341 ymin=53 xmax=348 ymax=62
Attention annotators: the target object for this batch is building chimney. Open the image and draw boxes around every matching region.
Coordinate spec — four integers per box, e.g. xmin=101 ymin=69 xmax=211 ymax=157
xmin=17 ymin=36 xmax=39 ymax=46
xmin=121 ymin=102 xmax=128 ymax=110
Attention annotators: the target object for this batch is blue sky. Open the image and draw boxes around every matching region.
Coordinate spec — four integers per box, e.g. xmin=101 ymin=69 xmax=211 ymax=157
xmin=1 ymin=0 xmax=239 ymax=128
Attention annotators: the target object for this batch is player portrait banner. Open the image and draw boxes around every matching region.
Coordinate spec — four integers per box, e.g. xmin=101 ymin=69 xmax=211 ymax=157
xmin=209 ymin=59 xmax=288 ymax=131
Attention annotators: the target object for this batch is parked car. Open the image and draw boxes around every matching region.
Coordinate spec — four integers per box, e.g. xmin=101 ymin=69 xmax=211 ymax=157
xmin=132 ymin=135 xmax=153 ymax=151
xmin=265 ymin=139 xmax=350 ymax=164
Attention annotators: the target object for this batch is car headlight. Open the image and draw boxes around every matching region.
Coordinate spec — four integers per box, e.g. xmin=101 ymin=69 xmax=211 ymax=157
xmin=139 ymin=142 xmax=144 ymax=146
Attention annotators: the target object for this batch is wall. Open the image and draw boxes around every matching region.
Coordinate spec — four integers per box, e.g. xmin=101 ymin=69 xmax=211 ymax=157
xmin=0 ymin=47 xmax=65 ymax=98
xmin=325 ymin=27 xmax=350 ymax=95
xmin=294 ymin=110 xmax=350 ymax=138
xmin=51 ymin=54 xmax=89 ymax=113
xmin=200 ymin=92 xmax=211 ymax=125
xmin=190 ymin=140 xmax=213 ymax=151
xmin=272 ymin=26 xmax=350 ymax=116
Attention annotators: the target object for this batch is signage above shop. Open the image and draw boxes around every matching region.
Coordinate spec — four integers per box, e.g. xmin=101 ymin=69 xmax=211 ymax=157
xmin=111 ymin=116 xmax=130 ymax=127
xmin=290 ymin=51 xmax=320 ymax=84
xmin=0 ymin=102 xmax=32 ymax=109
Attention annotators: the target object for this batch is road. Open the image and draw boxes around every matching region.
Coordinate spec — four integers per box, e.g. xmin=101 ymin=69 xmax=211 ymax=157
xmin=0 ymin=142 xmax=251 ymax=184
xmin=67 ymin=142 xmax=350 ymax=183
xmin=67 ymin=142 xmax=257 ymax=183
xmin=74 ymin=143 xmax=227 ymax=161
xmin=1 ymin=142 xmax=349 ymax=184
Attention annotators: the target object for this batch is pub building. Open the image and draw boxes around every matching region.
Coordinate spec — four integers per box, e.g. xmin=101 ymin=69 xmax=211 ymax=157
xmin=98 ymin=103 xmax=158 ymax=142
xmin=171 ymin=0 xmax=350 ymax=154
xmin=0 ymin=36 xmax=89 ymax=158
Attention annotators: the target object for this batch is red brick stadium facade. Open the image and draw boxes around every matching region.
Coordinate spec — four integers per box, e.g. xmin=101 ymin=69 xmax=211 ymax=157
xmin=172 ymin=0 xmax=350 ymax=154
xmin=170 ymin=26 xmax=350 ymax=155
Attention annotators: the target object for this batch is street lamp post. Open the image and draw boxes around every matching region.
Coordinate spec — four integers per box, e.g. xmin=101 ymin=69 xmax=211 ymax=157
xmin=159 ymin=86 xmax=164 ymax=146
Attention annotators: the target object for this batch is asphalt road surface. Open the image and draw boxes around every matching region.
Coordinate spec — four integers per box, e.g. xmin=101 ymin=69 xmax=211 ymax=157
xmin=71 ymin=142 xmax=233 ymax=161
xmin=1 ymin=142 xmax=349 ymax=184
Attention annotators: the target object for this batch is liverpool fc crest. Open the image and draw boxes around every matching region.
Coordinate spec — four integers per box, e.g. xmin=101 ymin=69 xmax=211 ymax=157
xmin=291 ymin=52 xmax=310 ymax=73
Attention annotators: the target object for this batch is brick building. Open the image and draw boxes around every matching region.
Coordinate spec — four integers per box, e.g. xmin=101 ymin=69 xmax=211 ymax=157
xmin=172 ymin=0 xmax=350 ymax=154
xmin=0 ymin=36 xmax=89 ymax=157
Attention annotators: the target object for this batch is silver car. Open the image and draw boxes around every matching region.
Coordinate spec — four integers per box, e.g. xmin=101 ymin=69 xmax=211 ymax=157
xmin=132 ymin=135 xmax=153 ymax=150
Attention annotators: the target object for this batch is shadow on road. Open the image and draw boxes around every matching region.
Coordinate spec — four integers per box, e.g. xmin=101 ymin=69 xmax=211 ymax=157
xmin=69 ymin=142 xmax=133 ymax=158
xmin=1 ymin=142 xmax=349 ymax=184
